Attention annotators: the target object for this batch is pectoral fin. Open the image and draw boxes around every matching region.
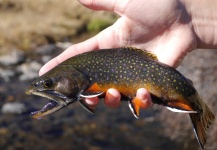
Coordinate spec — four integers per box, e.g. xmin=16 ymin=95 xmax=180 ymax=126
xmin=80 ymin=83 xmax=104 ymax=98
xmin=78 ymin=99 xmax=95 ymax=114
xmin=80 ymin=91 xmax=104 ymax=98
xmin=78 ymin=83 xmax=104 ymax=114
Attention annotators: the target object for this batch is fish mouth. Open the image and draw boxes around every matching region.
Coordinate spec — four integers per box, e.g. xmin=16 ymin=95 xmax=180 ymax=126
xmin=26 ymin=89 xmax=73 ymax=119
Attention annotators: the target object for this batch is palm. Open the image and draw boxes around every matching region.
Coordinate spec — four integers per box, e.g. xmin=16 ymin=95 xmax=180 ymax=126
xmin=98 ymin=0 xmax=195 ymax=67
xmin=39 ymin=0 xmax=197 ymax=108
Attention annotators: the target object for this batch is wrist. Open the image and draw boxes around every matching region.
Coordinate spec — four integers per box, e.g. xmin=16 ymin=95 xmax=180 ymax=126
xmin=182 ymin=0 xmax=217 ymax=49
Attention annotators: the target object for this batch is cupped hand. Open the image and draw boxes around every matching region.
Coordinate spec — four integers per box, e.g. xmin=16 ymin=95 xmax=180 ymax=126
xmin=39 ymin=0 xmax=196 ymax=109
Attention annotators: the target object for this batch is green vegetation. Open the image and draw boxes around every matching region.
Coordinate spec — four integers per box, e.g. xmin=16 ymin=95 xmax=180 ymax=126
xmin=87 ymin=18 xmax=113 ymax=33
xmin=0 ymin=0 xmax=116 ymax=50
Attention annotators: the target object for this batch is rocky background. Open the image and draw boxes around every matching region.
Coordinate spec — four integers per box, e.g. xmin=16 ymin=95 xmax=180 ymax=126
xmin=0 ymin=0 xmax=216 ymax=150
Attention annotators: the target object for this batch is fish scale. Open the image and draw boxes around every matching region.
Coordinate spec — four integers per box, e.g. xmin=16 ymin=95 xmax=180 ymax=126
xmin=26 ymin=47 xmax=215 ymax=149
xmin=64 ymin=48 xmax=195 ymax=99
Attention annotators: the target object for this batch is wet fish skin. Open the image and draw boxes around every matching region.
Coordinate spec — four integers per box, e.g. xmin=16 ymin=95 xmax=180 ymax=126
xmin=26 ymin=47 xmax=215 ymax=149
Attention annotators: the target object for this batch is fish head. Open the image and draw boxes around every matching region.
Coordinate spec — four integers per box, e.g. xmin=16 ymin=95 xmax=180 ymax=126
xmin=25 ymin=66 xmax=88 ymax=119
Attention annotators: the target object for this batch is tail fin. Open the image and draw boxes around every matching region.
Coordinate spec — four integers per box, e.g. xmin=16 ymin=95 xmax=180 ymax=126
xmin=189 ymin=104 xmax=215 ymax=149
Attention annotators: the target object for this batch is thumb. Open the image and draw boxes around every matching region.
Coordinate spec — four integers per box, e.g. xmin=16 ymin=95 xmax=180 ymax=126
xmin=153 ymin=26 xmax=195 ymax=68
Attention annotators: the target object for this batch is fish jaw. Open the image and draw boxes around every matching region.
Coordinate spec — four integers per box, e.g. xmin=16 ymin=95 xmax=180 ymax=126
xmin=25 ymin=86 xmax=75 ymax=119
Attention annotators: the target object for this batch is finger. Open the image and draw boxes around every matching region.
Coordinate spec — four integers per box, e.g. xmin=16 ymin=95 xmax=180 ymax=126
xmin=78 ymin=0 xmax=128 ymax=15
xmin=153 ymin=26 xmax=195 ymax=67
xmin=39 ymin=24 xmax=120 ymax=76
xmin=78 ymin=0 xmax=116 ymax=11
xmin=104 ymin=88 xmax=121 ymax=108
xmin=81 ymin=97 xmax=100 ymax=112
xmin=39 ymin=36 xmax=99 ymax=75
xmin=136 ymin=88 xmax=153 ymax=109
xmin=84 ymin=97 xmax=100 ymax=106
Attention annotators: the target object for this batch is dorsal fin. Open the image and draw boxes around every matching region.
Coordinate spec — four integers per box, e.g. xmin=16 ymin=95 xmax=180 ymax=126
xmin=187 ymin=78 xmax=193 ymax=85
xmin=122 ymin=47 xmax=158 ymax=61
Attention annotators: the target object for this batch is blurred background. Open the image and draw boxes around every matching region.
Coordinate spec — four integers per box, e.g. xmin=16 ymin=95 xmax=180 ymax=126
xmin=0 ymin=0 xmax=216 ymax=150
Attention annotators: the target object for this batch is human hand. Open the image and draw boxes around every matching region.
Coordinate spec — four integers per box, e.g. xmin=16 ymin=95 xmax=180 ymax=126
xmin=39 ymin=0 xmax=197 ymax=110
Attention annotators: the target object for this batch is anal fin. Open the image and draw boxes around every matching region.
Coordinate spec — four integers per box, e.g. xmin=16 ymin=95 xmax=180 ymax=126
xmin=166 ymin=101 xmax=195 ymax=112
xmin=166 ymin=107 xmax=197 ymax=113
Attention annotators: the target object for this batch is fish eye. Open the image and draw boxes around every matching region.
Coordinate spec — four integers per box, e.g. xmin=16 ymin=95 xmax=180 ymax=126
xmin=43 ymin=78 xmax=53 ymax=88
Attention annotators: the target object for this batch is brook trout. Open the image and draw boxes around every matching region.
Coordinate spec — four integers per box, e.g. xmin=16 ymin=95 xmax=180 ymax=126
xmin=26 ymin=47 xmax=215 ymax=149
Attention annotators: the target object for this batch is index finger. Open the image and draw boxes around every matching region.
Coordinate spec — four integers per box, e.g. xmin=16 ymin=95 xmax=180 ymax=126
xmin=39 ymin=36 xmax=99 ymax=76
xmin=39 ymin=23 xmax=120 ymax=76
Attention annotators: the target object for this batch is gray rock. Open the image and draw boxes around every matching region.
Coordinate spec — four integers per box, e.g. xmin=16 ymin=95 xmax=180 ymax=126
xmin=0 ymin=49 xmax=26 ymax=66
xmin=17 ymin=61 xmax=42 ymax=81
xmin=0 ymin=68 xmax=16 ymax=82
xmin=56 ymin=42 xmax=73 ymax=50
xmin=35 ymin=44 xmax=58 ymax=55
xmin=1 ymin=102 xmax=26 ymax=114
xmin=41 ymin=55 xmax=52 ymax=63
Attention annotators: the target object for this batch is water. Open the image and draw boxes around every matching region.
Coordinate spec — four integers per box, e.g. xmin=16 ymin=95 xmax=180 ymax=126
xmin=0 ymin=78 xmax=196 ymax=150
xmin=1 ymin=49 xmax=216 ymax=150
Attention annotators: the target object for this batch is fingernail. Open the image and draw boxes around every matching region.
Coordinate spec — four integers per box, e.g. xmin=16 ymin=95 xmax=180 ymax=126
xmin=105 ymin=89 xmax=121 ymax=108
xmin=136 ymin=88 xmax=153 ymax=108
xmin=85 ymin=97 xmax=99 ymax=106
xmin=39 ymin=68 xmax=45 ymax=76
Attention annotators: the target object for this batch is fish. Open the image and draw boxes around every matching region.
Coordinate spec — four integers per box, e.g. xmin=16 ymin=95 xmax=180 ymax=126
xmin=25 ymin=47 xmax=215 ymax=149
